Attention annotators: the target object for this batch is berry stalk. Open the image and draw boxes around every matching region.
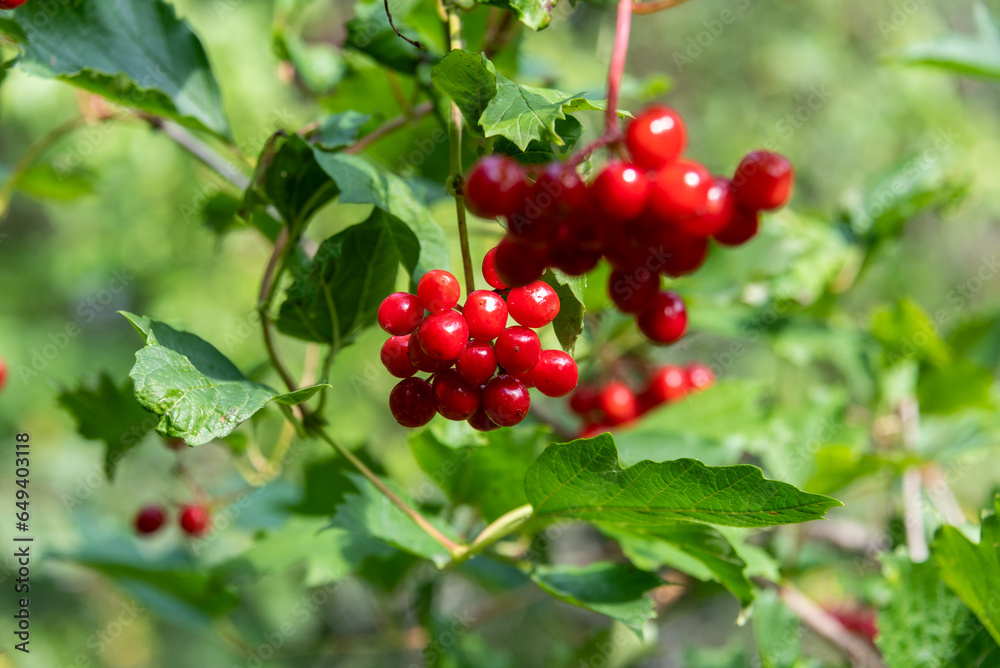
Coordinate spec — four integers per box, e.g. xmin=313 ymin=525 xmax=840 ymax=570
xmin=604 ymin=0 xmax=633 ymax=138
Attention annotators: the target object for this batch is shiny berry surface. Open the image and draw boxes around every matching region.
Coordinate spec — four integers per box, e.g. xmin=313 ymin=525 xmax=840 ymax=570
xmin=646 ymin=366 xmax=688 ymax=403
xmin=608 ymin=268 xmax=659 ymax=314
xmin=482 ymin=375 xmax=531 ymax=427
xmin=408 ymin=330 xmax=456 ymax=373
xmin=593 ymin=162 xmax=650 ymax=222
xmin=507 ymin=281 xmax=559 ymax=328
xmin=432 ymin=369 xmax=482 ymax=421
xmin=494 ymin=326 xmax=541 ymax=374
xmin=464 ymin=290 xmax=508 ymax=341
xmin=686 ymin=363 xmax=715 ymax=391
xmin=659 ymin=227 xmax=709 ymax=278
xmin=713 ymin=206 xmax=760 ymax=246
xmin=636 ymin=291 xmax=688 ymax=344
xmin=389 ymin=377 xmax=436 ymax=427
xmin=649 ymin=159 xmax=713 ymax=221
xmin=381 ymin=335 xmax=417 ymax=378
xmin=676 ymin=177 xmax=735 ymax=238
xmin=732 ymin=151 xmax=794 ymax=211
xmin=482 ymin=247 xmax=510 ymax=290
xmin=135 ymin=505 xmax=167 ymax=535
xmin=494 ymin=235 xmax=548 ymax=287
xmin=529 ymin=350 xmax=579 ymax=397
xmin=377 ymin=292 xmax=423 ymax=336
xmin=179 ymin=505 xmax=210 ymax=537
xmin=456 ymin=341 xmax=498 ymax=386
xmin=468 ymin=407 xmax=500 ymax=432
xmin=416 ymin=311 xmax=469 ymax=360
xmin=598 ymin=381 xmax=638 ymax=425
xmin=626 ymin=106 xmax=687 ymax=170
xmin=464 ymin=155 xmax=528 ymax=219
xmin=417 ymin=270 xmax=461 ymax=314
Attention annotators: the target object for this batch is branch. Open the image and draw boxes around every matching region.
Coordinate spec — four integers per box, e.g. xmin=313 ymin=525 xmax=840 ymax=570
xmin=344 ymin=101 xmax=435 ymax=155
xmin=148 ymin=117 xmax=250 ymax=191
xmin=605 ymin=0 xmax=633 ymax=137
xmin=450 ymin=504 xmax=534 ymax=566
xmin=258 ymin=226 xmax=299 ymax=394
xmin=384 ymin=0 xmax=424 ymax=50
xmin=632 ymin=0 xmax=696 ymax=15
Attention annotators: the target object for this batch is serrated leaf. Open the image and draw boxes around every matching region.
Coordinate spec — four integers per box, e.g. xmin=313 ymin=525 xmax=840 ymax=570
xmin=933 ymin=496 xmax=1000 ymax=646
xmin=542 ymin=269 xmax=586 ymax=352
xmin=494 ymin=116 xmax=584 ymax=164
xmin=313 ymin=111 xmax=372 ymax=150
xmin=431 ymin=50 xmax=497 ymax=138
xmin=120 ymin=311 xmax=327 ymax=447
xmin=481 ymin=0 xmax=557 ymax=31
xmin=57 ymin=373 xmax=154 ymax=478
xmin=895 ymin=3 xmax=1000 ymax=80
xmin=524 ymin=434 xmax=842 ymax=529
xmin=329 ymin=473 xmax=458 ymax=567
xmin=2 ymin=0 xmax=229 ymax=137
xmin=532 ymin=562 xmax=662 ymax=635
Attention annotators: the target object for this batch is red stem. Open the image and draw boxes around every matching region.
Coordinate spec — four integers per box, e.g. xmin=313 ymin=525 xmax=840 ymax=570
xmin=605 ymin=0 xmax=633 ymax=136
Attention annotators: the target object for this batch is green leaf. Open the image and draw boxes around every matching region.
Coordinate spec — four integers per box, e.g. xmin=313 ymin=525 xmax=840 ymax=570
xmin=933 ymin=496 xmax=1000 ymax=646
xmin=524 ymin=434 xmax=842 ymax=529
xmin=1 ymin=0 xmax=229 ymax=137
xmin=531 ymin=562 xmax=663 ymax=635
xmin=917 ymin=359 xmax=995 ymax=415
xmin=541 ymin=269 xmax=586 ymax=352
xmin=878 ymin=551 xmax=999 ymax=668
xmin=329 ymin=473 xmax=458 ymax=567
xmin=895 ymin=3 xmax=1000 ymax=80
xmin=312 ymin=111 xmax=372 ymax=150
xmin=494 ymin=116 xmax=585 ymax=164
xmin=120 ymin=311 xmax=327 ymax=446
xmin=198 ymin=192 xmax=241 ymax=236
xmin=481 ymin=0 xmax=558 ymax=31
xmin=872 ymin=298 xmax=951 ymax=367
xmin=431 ymin=49 xmax=497 ymax=138
xmin=287 ymin=454 xmax=385 ymax=516
xmin=16 ymin=163 xmax=96 ymax=201
xmin=57 ymin=373 xmax=154 ymax=478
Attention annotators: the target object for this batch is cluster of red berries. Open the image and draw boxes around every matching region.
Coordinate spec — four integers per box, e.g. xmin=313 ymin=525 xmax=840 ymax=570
xmin=133 ymin=438 xmax=211 ymax=537
xmin=463 ymin=105 xmax=794 ymax=345
xmin=378 ymin=267 xmax=578 ymax=430
xmin=570 ymin=362 xmax=715 ymax=436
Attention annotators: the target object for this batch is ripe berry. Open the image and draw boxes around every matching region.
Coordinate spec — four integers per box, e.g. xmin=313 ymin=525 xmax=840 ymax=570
xmin=494 ymin=235 xmax=548 ymax=287
xmin=507 ymin=281 xmax=560 ymax=328
xmin=626 ymin=106 xmax=687 ymax=170
xmin=636 ymin=291 xmax=687 ymax=344
xmin=713 ymin=206 xmax=760 ymax=246
xmin=531 ymin=161 xmax=588 ymax=221
xmin=646 ymin=366 xmax=688 ymax=404
xmin=733 ymin=151 xmax=794 ymax=211
xmin=0 ymin=356 xmax=6 ymax=392
xmin=608 ymin=268 xmax=659 ymax=313
xmin=389 ymin=377 xmax=436 ymax=427
xmin=464 ymin=156 xmax=528 ymax=219
xmin=417 ymin=270 xmax=461 ymax=314
xmin=649 ymin=159 xmax=713 ymax=220
xmin=0 ymin=0 xmax=29 ymax=8
xmin=456 ymin=341 xmax=498 ymax=386
xmin=165 ymin=437 xmax=187 ymax=450
xmin=468 ymin=407 xmax=501 ymax=432
xmin=495 ymin=326 xmax=541 ymax=374
xmin=529 ymin=350 xmax=579 ymax=397
xmin=407 ymin=330 xmax=456 ymax=373
xmin=549 ymin=243 xmax=602 ymax=276
xmin=464 ymin=290 xmax=508 ymax=341
xmin=482 ymin=375 xmax=531 ymax=427
xmin=432 ymin=369 xmax=482 ymax=421
xmin=134 ymin=505 xmax=167 ymax=535
xmin=569 ymin=386 xmax=600 ymax=415
xmin=599 ymin=381 xmax=638 ymax=425
xmin=593 ymin=162 xmax=650 ymax=222
xmin=659 ymin=227 xmax=709 ymax=278
xmin=378 ymin=292 xmax=424 ymax=336
xmin=381 ymin=335 xmax=418 ymax=378
xmin=676 ymin=177 xmax=735 ymax=238
xmin=686 ymin=363 xmax=715 ymax=391
xmin=416 ymin=311 xmax=469 ymax=360
xmin=482 ymin=247 xmax=510 ymax=290
xmin=179 ymin=505 xmax=210 ymax=537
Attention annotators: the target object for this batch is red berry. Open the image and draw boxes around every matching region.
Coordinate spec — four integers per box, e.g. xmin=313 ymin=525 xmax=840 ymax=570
xmin=381 ymin=335 xmax=418 ymax=378
xmin=482 ymin=247 xmax=510 ymax=290
xmin=529 ymin=350 xmax=578 ymax=397
xmin=593 ymin=162 xmax=650 ymax=222
xmin=626 ymin=106 xmax=687 ymax=170
xmin=165 ymin=437 xmax=187 ymax=450
xmin=733 ymin=151 xmax=794 ymax=211
xmin=408 ymin=330 xmax=456 ymax=373
xmin=378 ymin=292 xmax=424 ymax=336
xmin=532 ymin=161 xmax=588 ymax=221
xmin=134 ymin=505 xmax=167 ymax=535
xmin=494 ymin=235 xmax=548 ymax=287
xmin=464 ymin=155 xmax=528 ymax=219
xmin=599 ymin=382 xmax=638 ymax=425
xmin=389 ymin=377 xmax=436 ymax=427
xmin=0 ymin=356 xmax=7 ymax=392
xmin=432 ymin=369 xmax=482 ymax=421
xmin=507 ymin=281 xmax=560 ymax=328
xmin=660 ymin=227 xmax=709 ymax=278
xmin=569 ymin=386 xmax=600 ymax=415
xmin=646 ymin=366 xmax=688 ymax=404
xmin=713 ymin=206 xmax=760 ymax=246
xmin=495 ymin=326 xmax=541 ymax=374
xmin=676 ymin=177 xmax=735 ymax=238
xmin=417 ymin=270 xmax=461 ymax=314
xmin=468 ymin=407 xmax=501 ymax=432
xmin=636 ymin=291 xmax=688 ymax=344
xmin=549 ymin=244 xmax=602 ymax=276
xmin=482 ymin=375 xmax=531 ymax=427
xmin=608 ymin=268 xmax=659 ymax=313
xmin=686 ymin=363 xmax=715 ymax=391
xmin=464 ymin=290 xmax=508 ymax=341
xmin=456 ymin=341 xmax=498 ymax=386
xmin=0 ymin=0 xmax=29 ymax=9
xmin=179 ymin=505 xmax=210 ymax=537
xmin=649 ymin=159 xmax=713 ymax=221
xmin=416 ymin=311 xmax=469 ymax=360
xmin=569 ymin=194 xmax=610 ymax=252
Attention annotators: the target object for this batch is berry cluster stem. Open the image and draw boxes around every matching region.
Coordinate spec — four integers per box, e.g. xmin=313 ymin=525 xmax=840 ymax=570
xmin=604 ymin=0 xmax=633 ymax=137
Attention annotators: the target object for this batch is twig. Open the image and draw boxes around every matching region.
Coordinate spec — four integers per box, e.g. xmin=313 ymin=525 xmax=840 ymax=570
xmin=148 ymin=117 xmax=250 ymax=191
xmin=258 ymin=226 xmax=299 ymax=394
xmin=632 ymin=0 xmax=696 ymax=14
xmin=899 ymin=398 xmax=928 ymax=562
xmin=605 ymin=0 xmax=633 ymax=136
xmin=344 ymin=101 xmax=435 ymax=155
xmin=450 ymin=504 xmax=534 ymax=566
xmin=384 ymin=0 xmax=424 ymax=50
xmin=922 ymin=464 xmax=966 ymax=526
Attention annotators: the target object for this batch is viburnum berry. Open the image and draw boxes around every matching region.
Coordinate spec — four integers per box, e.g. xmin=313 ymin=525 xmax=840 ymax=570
xmin=407 ymin=330 xmax=455 ymax=373
xmin=464 ymin=155 xmax=528 ymax=220
xmin=676 ymin=177 xmax=735 ymax=238
xmin=625 ymin=105 xmax=687 ymax=170
xmin=649 ymin=159 xmax=713 ymax=220
xmin=646 ymin=366 xmax=688 ymax=404
xmin=378 ymin=292 xmax=424 ymax=335
xmin=432 ymin=369 xmax=482 ymax=421
xmin=456 ymin=341 xmax=498 ymax=386
xmin=529 ymin=350 xmax=579 ymax=397
xmin=135 ymin=505 xmax=167 ymax=535
xmin=531 ymin=161 xmax=588 ymax=221
xmin=0 ymin=356 xmax=6 ymax=392
xmin=713 ymin=206 xmax=760 ymax=246
xmin=468 ymin=407 xmax=500 ymax=432
xmin=0 ymin=0 xmax=29 ymax=9
xmin=482 ymin=375 xmax=531 ymax=427
xmin=381 ymin=335 xmax=418 ymax=378
xmin=416 ymin=311 xmax=469 ymax=360
xmin=593 ymin=162 xmax=650 ymax=222
xmin=482 ymin=246 xmax=510 ymax=290
xmin=733 ymin=150 xmax=794 ymax=211
xmin=464 ymin=290 xmax=508 ymax=341
xmin=637 ymin=291 xmax=687 ymax=344
xmin=686 ymin=363 xmax=715 ymax=391
xmin=659 ymin=227 xmax=709 ymax=278
xmin=179 ymin=504 xmax=210 ymax=537
xmin=549 ymin=242 xmax=602 ymax=277
xmin=569 ymin=385 xmax=599 ymax=416
xmin=417 ymin=270 xmax=461 ymax=313
xmin=608 ymin=268 xmax=659 ymax=313
xmin=507 ymin=281 xmax=559 ymax=328
xmin=494 ymin=236 xmax=548 ymax=287
xmin=389 ymin=377 xmax=436 ymax=427
xmin=598 ymin=381 xmax=638 ymax=425
xmin=494 ymin=326 xmax=541 ymax=374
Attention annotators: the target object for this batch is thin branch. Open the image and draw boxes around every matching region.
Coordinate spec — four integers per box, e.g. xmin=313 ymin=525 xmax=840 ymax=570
xmin=605 ymin=0 xmax=633 ymax=136
xmin=344 ymin=101 xmax=435 ymax=155
xmin=632 ymin=0 xmax=696 ymax=15
xmin=148 ymin=117 xmax=250 ymax=191
xmin=899 ymin=398 xmax=928 ymax=562
xmin=384 ymin=0 xmax=424 ymax=49
xmin=258 ymin=226 xmax=299 ymax=394
xmin=450 ymin=504 xmax=534 ymax=566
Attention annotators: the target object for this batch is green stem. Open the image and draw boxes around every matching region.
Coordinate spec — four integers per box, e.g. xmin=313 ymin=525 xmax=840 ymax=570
xmin=445 ymin=10 xmax=477 ymax=296
xmin=450 ymin=504 xmax=534 ymax=566
xmin=258 ymin=226 xmax=299 ymax=394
